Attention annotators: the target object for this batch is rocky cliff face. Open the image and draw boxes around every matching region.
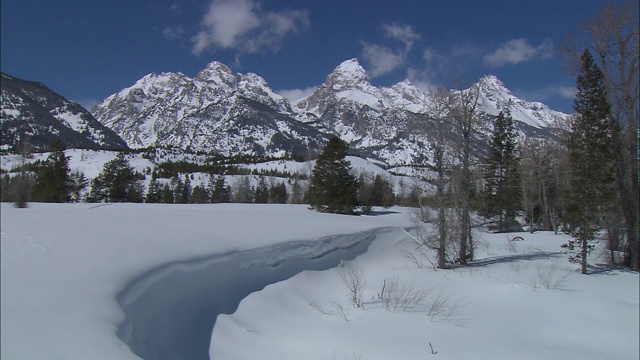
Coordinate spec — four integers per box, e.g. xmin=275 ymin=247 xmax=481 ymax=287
xmin=92 ymin=62 xmax=320 ymax=157
xmin=1 ymin=72 xmax=127 ymax=151
xmin=92 ymin=59 xmax=569 ymax=165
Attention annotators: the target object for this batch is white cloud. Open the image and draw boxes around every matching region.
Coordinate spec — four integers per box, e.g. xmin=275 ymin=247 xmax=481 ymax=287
xmin=513 ymin=84 xmax=576 ymax=103
xmin=168 ymin=3 xmax=181 ymax=15
xmin=483 ymin=38 xmax=554 ymax=68
xmin=276 ymin=86 xmax=318 ymax=102
xmin=383 ymin=23 xmax=420 ymax=51
xmin=162 ymin=26 xmax=184 ymax=41
xmin=406 ymin=67 xmax=436 ymax=91
xmin=557 ymin=86 xmax=576 ymax=100
xmin=192 ymin=0 xmax=309 ymax=56
xmin=361 ymin=42 xmax=405 ymax=78
xmin=360 ymin=22 xmax=421 ymax=79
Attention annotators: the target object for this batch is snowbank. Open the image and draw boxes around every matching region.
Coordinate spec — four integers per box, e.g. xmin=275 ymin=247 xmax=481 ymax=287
xmin=1 ymin=203 xmax=413 ymax=359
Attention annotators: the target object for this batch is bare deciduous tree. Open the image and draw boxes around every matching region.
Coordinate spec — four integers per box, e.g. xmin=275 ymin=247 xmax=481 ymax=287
xmin=340 ymin=261 xmax=366 ymax=309
xmin=449 ymin=80 xmax=482 ymax=264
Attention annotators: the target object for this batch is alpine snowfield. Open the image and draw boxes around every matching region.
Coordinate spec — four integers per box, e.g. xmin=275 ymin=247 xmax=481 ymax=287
xmin=1 ymin=203 xmax=638 ymax=360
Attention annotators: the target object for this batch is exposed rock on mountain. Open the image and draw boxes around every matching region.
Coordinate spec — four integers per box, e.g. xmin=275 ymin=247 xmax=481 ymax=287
xmin=1 ymin=73 xmax=128 ymax=151
xmin=92 ymin=59 xmax=569 ymax=165
xmin=92 ymin=62 xmax=320 ymax=157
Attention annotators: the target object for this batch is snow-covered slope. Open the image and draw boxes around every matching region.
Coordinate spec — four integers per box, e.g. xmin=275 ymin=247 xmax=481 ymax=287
xmin=475 ymin=75 xmax=568 ymax=129
xmin=0 ymin=73 xmax=127 ymax=151
xmin=92 ymin=62 xmax=320 ymax=156
xmin=1 ymin=203 xmax=637 ymax=360
xmin=93 ymin=59 xmax=569 ymax=166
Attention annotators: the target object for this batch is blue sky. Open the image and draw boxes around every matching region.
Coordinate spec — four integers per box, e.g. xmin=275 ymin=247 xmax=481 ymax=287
xmin=1 ymin=0 xmax=608 ymax=113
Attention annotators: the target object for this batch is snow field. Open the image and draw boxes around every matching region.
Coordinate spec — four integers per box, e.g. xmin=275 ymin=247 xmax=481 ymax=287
xmin=0 ymin=203 xmax=413 ymax=360
xmin=1 ymin=202 xmax=638 ymax=360
xmin=211 ymin=228 xmax=639 ymax=360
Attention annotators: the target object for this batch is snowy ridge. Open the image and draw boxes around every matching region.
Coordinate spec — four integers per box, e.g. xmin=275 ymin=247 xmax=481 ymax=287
xmin=0 ymin=72 xmax=127 ymax=151
xmin=92 ymin=58 xmax=570 ymax=165
xmin=475 ymin=75 xmax=567 ymax=129
xmin=92 ymin=62 xmax=316 ymax=155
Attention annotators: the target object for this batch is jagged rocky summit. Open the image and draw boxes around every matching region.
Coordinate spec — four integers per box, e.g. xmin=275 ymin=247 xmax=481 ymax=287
xmin=92 ymin=58 xmax=569 ymax=165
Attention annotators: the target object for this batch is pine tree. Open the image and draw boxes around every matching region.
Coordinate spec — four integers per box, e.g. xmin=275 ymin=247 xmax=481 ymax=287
xmin=173 ymin=176 xmax=185 ymax=204
xmin=70 ymin=171 xmax=88 ymax=202
xmin=32 ymin=140 xmax=72 ymax=203
xmin=307 ymin=136 xmax=359 ymax=214
xmin=145 ymin=172 xmax=162 ymax=203
xmin=190 ymin=185 xmax=209 ymax=204
xmin=161 ymin=184 xmax=174 ymax=204
xmin=181 ymin=174 xmax=192 ymax=204
xmin=483 ymin=109 xmax=522 ymax=232
xmin=88 ymin=153 xmax=140 ymax=203
xmin=210 ymin=175 xmax=230 ymax=203
xmin=269 ymin=181 xmax=288 ymax=204
xmin=562 ymin=49 xmax=616 ymax=274
xmin=254 ymin=177 xmax=269 ymax=203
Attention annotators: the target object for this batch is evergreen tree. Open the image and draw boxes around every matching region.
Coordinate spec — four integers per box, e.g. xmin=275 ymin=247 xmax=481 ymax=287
xmin=307 ymin=136 xmax=359 ymax=214
xmin=173 ymin=176 xmax=185 ymax=204
xmin=181 ymin=174 xmax=192 ymax=204
xmin=254 ymin=176 xmax=269 ymax=203
xmin=210 ymin=175 xmax=230 ymax=203
xmin=483 ymin=109 xmax=522 ymax=232
xmin=32 ymin=141 xmax=72 ymax=203
xmin=88 ymin=153 xmax=139 ymax=203
xmin=562 ymin=49 xmax=616 ymax=274
xmin=358 ymin=173 xmax=373 ymax=213
xmin=269 ymin=181 xmax=288 ymax=204
xmin=190 ymin=185 xmax=209 ymax=204
xmin=161 ymin=184 xmax=174 ymax=204
xmin=69 ymin=171 xmax=88 ymax=202
xmin=145 ymin=172 xmax=162 ymax=203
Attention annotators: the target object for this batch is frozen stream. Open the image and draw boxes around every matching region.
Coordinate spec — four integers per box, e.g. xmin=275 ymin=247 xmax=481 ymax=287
xmin=116 ymin=228 xmax=392 ymax=360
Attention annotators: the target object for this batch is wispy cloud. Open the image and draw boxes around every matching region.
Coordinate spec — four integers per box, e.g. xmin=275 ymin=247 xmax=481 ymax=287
xmin=383 ymin=23 xmax=420 ymax=51
xmin=276 ymin=86 xmax=318 ymax=102
xmin=513 ymin=84 xmax=576 ymax=104
xmin=361 ymin=23 xmax=421 ymax=78
xmin=163 ymin=26 xmax=184 ymax=41
xmin=406 ymin=67 xmax=436 ymax=91
xmin=483 ymin=38 xmax=553 ymax=68
xmin=361 ymin=42 xmax=406 ymax=78
xmin=192 ymin=0 xmax=309 ymax=56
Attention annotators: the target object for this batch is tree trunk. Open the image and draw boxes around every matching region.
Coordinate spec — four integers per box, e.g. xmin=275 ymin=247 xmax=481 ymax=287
xmin=581 ymin=237 xmax=588 ymax=274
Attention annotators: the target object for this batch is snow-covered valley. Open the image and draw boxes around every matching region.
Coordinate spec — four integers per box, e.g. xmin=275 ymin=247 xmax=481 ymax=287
xmin=1 ymin=203 xmax=638 ymax=359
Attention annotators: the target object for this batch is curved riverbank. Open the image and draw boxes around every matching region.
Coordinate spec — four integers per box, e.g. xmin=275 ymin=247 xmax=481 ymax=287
xmin=116 ymin=228 xmax=393 ymax=360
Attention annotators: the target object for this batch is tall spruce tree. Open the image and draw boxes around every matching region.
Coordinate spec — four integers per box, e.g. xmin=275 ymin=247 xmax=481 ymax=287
xmin=32 ymin=140 xmax=72 ymax=203
xmin=254 ymin=177 xmax=269 ymax=203
xmin=210 ymin=175 xmax=230 ymax=203
xmin=145 ymin=172 xmax=162 ymax=203
xmin=562 ymin=49 xmax=615 ymax=274
xmin=483 ymin=109 xmax=522 ymax=232
xmin=307 ymin=136 xmax=359 ymax=214
xmin=89 ymin=153 xmax=139 ymax=203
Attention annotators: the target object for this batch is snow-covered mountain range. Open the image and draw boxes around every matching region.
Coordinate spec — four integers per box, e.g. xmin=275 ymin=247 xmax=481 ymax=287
xmin=1 ymin=59 xmax=569 ymax=165
xmin=0 ymin=73 xmax=127 ymax=152
xmin=93 ymin=58 xmax=568 ymax=165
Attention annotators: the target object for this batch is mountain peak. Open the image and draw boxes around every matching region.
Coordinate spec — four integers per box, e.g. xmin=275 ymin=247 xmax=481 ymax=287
xmin=327 ymin=58 xmax=370 ymax=89
xmin=478 ymin=74 xmax=511 ymax=95
xmin=195 ymin=61 xmax=235 ymax=85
